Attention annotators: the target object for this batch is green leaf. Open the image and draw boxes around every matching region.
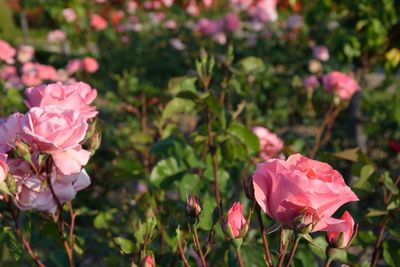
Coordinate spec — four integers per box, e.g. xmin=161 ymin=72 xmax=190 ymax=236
xmin=168 ymin=76 xmax=197 ymax=95
xmin=227 ymin=123 xmax=260 ymax=156
xmin=162 ymin=98 xmax=197 ymax=121
xmin=237 ymin=57 xmax=265 ymax=74
xmin=333 ymin=148 xmax=360 ymax=162
xmin=150 ymin=157 xmax=185 ymax=187
xmin=114 ymin=237 xmax=134 ymax=254
xmin=366 ymin=208 xmax=387 ymax=217
xmin=353 ymin=164 xmax=375 ymax=190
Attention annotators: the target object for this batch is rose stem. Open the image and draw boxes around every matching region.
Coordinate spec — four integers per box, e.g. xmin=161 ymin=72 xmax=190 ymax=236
xmin=285 ymin=236 xmax=301 ymax=267
xmin=255 ymin=206 xmax=273 ymax=266
xmin=235 ymin=248 xmax=244 ymax=267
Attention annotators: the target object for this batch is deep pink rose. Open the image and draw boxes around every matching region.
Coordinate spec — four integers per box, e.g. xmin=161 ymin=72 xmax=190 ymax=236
xmin=0 ymin=113 xmax=23 ymax=153
xmin=225 ymin=12 xmax=240 ymax=32
xmin=9 ymin=158 xmax=90 ymax=213
xmin=0 ymin=39 xmax=16 ymax=64
xmin=313 ymin=45 xmax=329 ymax=61
xmin=82 ymin=57 xmax=99 ymax=73
xmin=142 ymin=255 xmax=155 ymax=267
xmin=252 ymin=126 xmax=284 ymax=160
xmin=325 ymin=211 xmax=355 ymax=248
xmin=25 ymin=82 xmax=98 ymax=119
xmin=63 ymin=8 xmax=77 ymax=23
xmin=253 ymin=154 xmax=359 ymax=230
xmin=302 ymin=75 xmax=319 ymax=92
xmin=322 ymin=71 xmax=360 ymax=100
xmin=21 ymin=106 xmax=90 ymax=175
xmin=0 ymin=153 xmax=7 ymax=182
xmin=91 ymin=14 xmax=108 ymax=31
xmin=17 ymin=45 xmax=35 ymax=63
xmin=226 ymin=202 xmax=247 ymax=238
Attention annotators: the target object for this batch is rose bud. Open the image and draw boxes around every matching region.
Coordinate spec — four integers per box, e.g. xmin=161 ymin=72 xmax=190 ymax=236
xmin=141 ymin=254 xmax=155 ymax=267
xmin=86 ymin=130 xmax=102 ymax=155
xmin=186 ymin=193 xmax=202 ymax=218
xmin=243 ymin=175 xmax=255 ymax=200
xmin=292 ymin=208 xmax=319 ymax=234
xmin=225 ymin=202 xmax=248 ymax=240
xmin=325 ymin=211 xmax=355 ymax=249
xmin=14 ymin=140 xmax=32 ymax=163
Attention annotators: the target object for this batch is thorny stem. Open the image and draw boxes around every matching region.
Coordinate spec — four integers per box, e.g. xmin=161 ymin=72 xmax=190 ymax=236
xmin=285 ymin=237 xmax=301 ymax=267
xmin=235 ymin=248 xmax=244 ymax=267
xmin=177 ymin=234 xmax=191 ymax=267
xmin=277 ymin=227 xmax=289 ymax=267
xmin=255 ymin=206 xmax=273 ymax=267
xmin=7 ymin=198 xmax=45 ymax=267
xmin=190 ymin=224 xmax=207 ymax=267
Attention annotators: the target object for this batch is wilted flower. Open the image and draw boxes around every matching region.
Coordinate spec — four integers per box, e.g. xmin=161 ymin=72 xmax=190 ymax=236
xmin=186 ymin=193 xmax=202 ymax=217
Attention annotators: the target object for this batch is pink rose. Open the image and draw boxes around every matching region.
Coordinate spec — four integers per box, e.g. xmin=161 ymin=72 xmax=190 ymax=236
xmin=0 ymin=153 xmax=7 ymax=182
xmin=0 ymin=113 xmax=23 ymax=153
xmin=9 ymin=158 xmax=90 ymax=213
xmin=63 ymin=8 xmax=77 ymax=23
xmin=82 ymin=57 xmax=99 ymax=73
xmin=252 ymin=126 xmax=284 ymax=160
xmin=313 ymin=45 xmax=329 ymax=61
xmin=325 ymin=211 xmax=355 ymax=248
xmin=186 ymin=0 xmax=199 ymax=16
xmin=25 ymin=82 xmax=98 ymax=119
xmin=249 ymin=0 xmax=278 ymax=23
xmin=225 ymin=12 xmax=240 ymax=32
xmin=47 ymin=30 xmax=66 ymax=43
xmin=0 ymin=39 xmax=16 ymax=64
xmin=165 ymin=20 xmax=177 ymax=30
xmin=253 ymin=154 xmax=359 ymax=231
xmin=91 ymin=14 xmax=108 ymax=31
xmin=66 ymin=59 xmax=83 ymax=74
xmin=302 ymin=75 xmax=319 ymax=92
xmin=36 ymin=64 xmax=58 ymax=81
xmin=322 ymin=71 xmax=360 ymax=100
xmin=0 ymin=66 xmax=22 ymax=89
xmin=225 ymin=202 xmax=247 ymax=238
xmin=203 ymin=0 xmax=213 ymax=7
xmin=17 ymin=45 xmax=35 ymax=63
xmin=230 ymin=0 xmax=253 ymax=9
xmin=162 ymin=0 xmax=174 ymax=7
xmin=21 ymin=106 xmax=90 ymax=175
xmin=142 ymin=255 xmax=155 ymax=267
xmin=195 ymin=18 xmax=224 ymax=35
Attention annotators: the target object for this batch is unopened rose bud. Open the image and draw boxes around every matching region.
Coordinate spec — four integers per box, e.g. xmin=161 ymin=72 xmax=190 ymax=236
xmin=14 ymin=140 xmax=32 ymax=163
xmin=243 ymin=175 xmax=254 ymax=200
xmin=325 ymin=211 xmax=355 ymax=249
xmin=141 ymin=255 xmax=155 ymax=267
xmin=84 ymin=119 xmax=99 ymax=141
xmin=293 ymin=211 xmax=319 ymax=234
xmin=225 ymin=202 xmax=248 ymax=242
xmin=186 ymin=193 xmax=202 ymax=218
xmin=86 ymin=131 xmax=102 ymax=155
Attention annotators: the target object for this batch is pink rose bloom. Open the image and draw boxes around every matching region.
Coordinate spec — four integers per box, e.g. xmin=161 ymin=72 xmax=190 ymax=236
xmin=186 ymin=0 xmax=199 ymax=16
xmin=0 ymin=153 xmax=7 ymax=182
xmin=230 ymin=0 xmax=253 ymax=9
xmin=21 ymin=106 xmax=90 ymax=175
xmin=36 ymin=64 xmax=58 ymax=81
xmin=225 ymin=12 xmax=240 ymax=32
xmin=47 ymin=30 xmax=66 ymax=43
xmin=63 ymin=8 xmax=77 ymax=23
xmin=252 ymin=126 xmax=284 ymax=160
xmin=82 ymin=57 xmax=99 ymax=73
xmin=322 ymin=71 xmax=360 ymax=100
xmin=249 ymin=0 xmax=278 ymax=23
xmin=91 ymin=14 xmax=108 ymax=31
xmin=0 ymin=66 xmax=22 ymax=89
xmin=165 ymin=20 xmax=177 ymax=30
xmin=225 ymin=202 xmax=247 ymax=238
xmin=142 ymin=255 xmax=155 ymax=267
xmin=25 ymin=82 xmax=98 ymax=119
xmin=195 ymin=18 xmax=224 ymax=35
xmin=10 ymin=158 xmax=90 ymax=213
xmin=0 ymin=112 xmax=23 ymax=153
xmin=169 ymin=38 xmax=186 ymax=51
xmin=17 ymin=45 xmax=35 ymax=63
xmin=302 ymin=75 xmax=319 ymax=92
xmin=253 ymin=154 xmax=359 ymax=230
xmin=214 ymin=32 xmax=227 ymax=45
xmin=66 ymin=59 xmax=83 ymax=74
xmin=325 ymin=211 xmax=355 ymax=248
xmin=162 ymin=0 xmax=174 ymax=7
xmin=313 ymin=45 xmax=329 ymax=61
xmin=127 ymin=1 xmax=138 ymax=13
xmin=203 ymin=0 xmax=213 ymax=7
xmin=0 ymin=39 xmax=16 ymax=64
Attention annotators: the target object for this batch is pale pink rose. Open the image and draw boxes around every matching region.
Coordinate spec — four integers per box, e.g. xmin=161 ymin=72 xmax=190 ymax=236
xmin=253 ymin=154 xmax=359 ymax=230
xmin=142 ymin=255 xmax=155 ymax=267
xmin=127 ymin=1 xmax=138 ymax=13
xmin=0 ymin=153 xmax=7 ymax=182
xmin=203 ymin=0 xmax=213 ymax=7
xmin=91 ymin=14 xmax=108 ymax=31
xmin=66 ymin=59 xmax=83 ymax=74
xmin=0 ymin=113 xmax=23 ymax=153
xmin=17 ymin=45 xmax=35 ymax=63
xmin=169 ymin=38 xmax=186 ymax=51
xmin=186 ymin=0 xmax=199 ymax=16
xmin=313 ymin=45 xmax=329 ymax=61
xmin=82 ymin=57 xmax=99 ymax=73
xmin=47 ymin=30 xmax=66 ymax=43
xmin=0 ymin=39 xmax=16 ymax=64
xmin=225 ymin=12 xmax=240 ymax=32
xmin=225 ymin=202 xmax=247 ymax=238
xmin=25 ymin=82 xmax=98 ymax=119
xmin=165 ymin=20 xmax=177 ymax=30
xmin=63 ymin=8 xmax=77 ymax=23
xmin=252 ymin=126 xmax=283 ymax=160
xmin=302 ymin=75 xmax=319 ymax=92
xmin=249 ymin=0 xmax=278 ymax=23
xmin=322 ymin=71 xmax=360 ymax=100
xmin=21 ymin=106 xmax=90 ymax=175
xmin=214 ymin=32 xmax=227 ymax=45
xmin=325 ymin=211 xmax=355 ymax=248
xmin=9 ymin=158 xmax=90 ymax=213
xmin=162 ymin=0 xmax=174 ymax=7
xmin=0 ymin=66 xmax=22 ymax=89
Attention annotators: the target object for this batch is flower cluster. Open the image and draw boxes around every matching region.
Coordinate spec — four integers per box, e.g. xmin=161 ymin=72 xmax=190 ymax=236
xmin=0 ymin=82 xmax=99 ymax=213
